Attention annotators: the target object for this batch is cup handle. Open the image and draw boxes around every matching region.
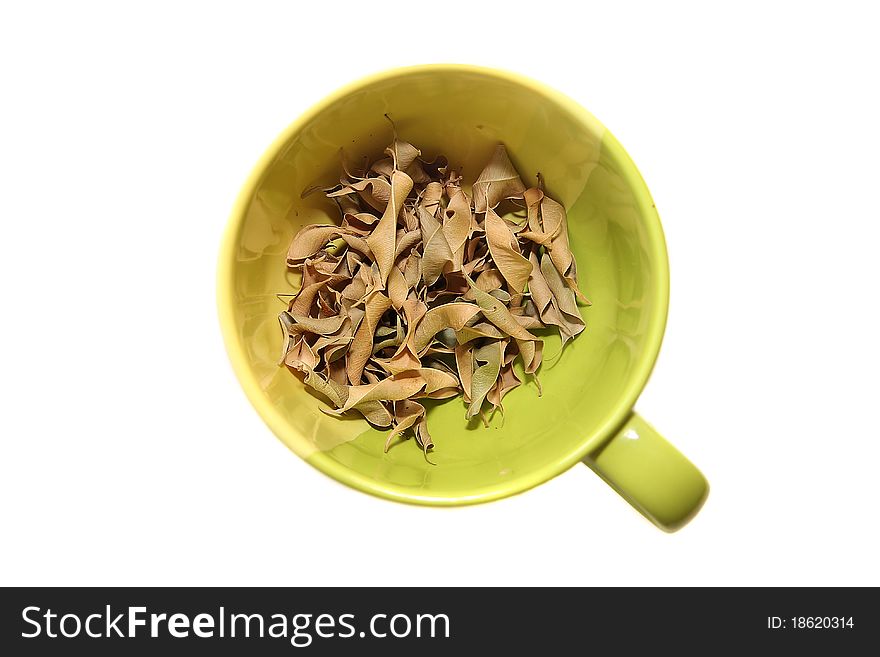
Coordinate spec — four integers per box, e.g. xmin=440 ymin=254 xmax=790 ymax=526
xmin=583 ymin=413 xmax=708 ymax=531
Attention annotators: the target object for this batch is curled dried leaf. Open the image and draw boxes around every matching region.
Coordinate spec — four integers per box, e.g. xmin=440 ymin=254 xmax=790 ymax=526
xmin=472 ymin=145 xmax=526 ymax=212
xmin=442 ymin=188 xmax=472 ymax=270
xmin=285 ymin=312 xmax=347 ymax=336
xmin=417 ymin=206 xmax=454 ymax=286
xmin=464 ymin=274 xmax=540 ymax=343
xmin=365 ymin=170 xmax=413 ymax=287
xmin=385 ymin=138 xmax=421 ymax=172
xmin=327 ymin=177 xmax=392 ymax=213
xmin=467 ymin=340 xmax=504 ymax=420
xmin=338 ymin=371 xmax=427 ymax=412
xmin=286 ymin=224 xmax=342 ymax=263
xmin=454 ymin=344 xmax=474 ymax=403
xmin=385 ymin=400 xmax=426 ymax=452
xmin=351 ymin=400 xmax=393 ymax=427
xmin=346 ymin=291 xmax=392 ymax=384
xmin=412 ymin=302 xmax=482 ymax=352
xmin=540 ymin=252 xmax=585 ymax=345
xmin=484 ymin=206 xmax=532 ymax=294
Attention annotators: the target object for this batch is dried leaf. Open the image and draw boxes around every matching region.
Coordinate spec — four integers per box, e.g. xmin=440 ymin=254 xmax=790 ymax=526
xmin=540 ymin=252 xmax=585 ymax=345
xmin=442 ymin=188 xmax=472 ymax=269
xmin=346 ymin=291 xmax=391 ymax=384
xmin=371 ymin=157 xmax=394 ymax=177
xmin=515 ymin=338 xmax=543 ymax=395
xmin=475 ymin=268 xmax=505 ymax=292
xmin=417 ymin=206 xmax=454 ymax=286
xmin=338 ymin=371 xmax=427 ymax=412
xmin=538 ymin=192 xmax=590 ymax=304
xmin=467 ymin=340 xmax=504 ymax=419
xmin=472 ymin=145 xmax=526 ymax=212
xmin=352 ymin=400 xmax=393 ymax=427
xmin=342 ymin=212 xmax=381 ymax=234
xmin=464 ymin=275 xmax=539 ymax=342
xmin=385 ymin=400 xmax=426 ymax=451
xmin=516 ymin=338 xmax=543 ymax=374
xmin=414 ymin=416 xmax=434 ymax=453
xmin=404 ymin=159 xmax=432 ymax=184
xmin=454 ymin=344 xmax=474 ymax=403
xmin=286 ymin=224 xmax=341 ymax=263
xmin=394 ymin=229 xmax=421 ymax=261
xmin=484 ymin=206 xmax=532 ymax=294
xmin=300 ymin=366 xmax=349 ymax=407
xmin=487 ymin=361 xmax=522 ymax=410
xmin=283 ymin=335 xmax=319 ymax=370
xmin=385 ymin=139 xmax=421 ymax=172
xmin=284 ymin=312 xmax=347 ymax=336
xmin=412 ymin=302 xmax=481 ymax=352
xmin=414 ymin=367 xmax=460 ymax=397
xmin=387 ymin=266 xmax=409 ymax=310
xmin=403 ymin=254 xmax=421 ymax=289
xmin=519 ymin=187 xmax=562 ymax=245
xmin=421 ymin=181 xmax=443 ymax=215
xmin=526 ymin=250 xmax=562 ymax=323
xmin=455 ymin=321 xmax=506 ymax=345
xmin=327 ymin=177 xmax=392 ymax=213
xmin=289 ymin=282 xmax=324 ymax=316
xmin=365 ymin=170 xmax=413 ymax=287
xmin=278 ymin=312 xmax=297 ymax=365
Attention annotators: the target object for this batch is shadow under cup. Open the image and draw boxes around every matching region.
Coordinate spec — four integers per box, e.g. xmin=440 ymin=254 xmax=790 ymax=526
xmin=218 ymin=65 xmax=668 ymax=506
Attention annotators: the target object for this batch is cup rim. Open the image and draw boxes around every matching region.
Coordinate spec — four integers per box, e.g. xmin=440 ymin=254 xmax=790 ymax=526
xmin=217 ymin=63 xmax=670 ymax=506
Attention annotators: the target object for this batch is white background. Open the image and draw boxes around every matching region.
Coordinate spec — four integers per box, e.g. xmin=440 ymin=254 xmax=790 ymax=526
xmin=2 ymin=1 xmax=878 ymax=586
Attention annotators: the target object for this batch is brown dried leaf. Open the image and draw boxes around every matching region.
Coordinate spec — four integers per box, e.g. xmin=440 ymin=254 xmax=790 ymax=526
xmin=454 ymin=344 xmax=474 ymax=403
xmin=385 ymin=139 xmax=420 ymax=172
xmin=403 ymin=254 xmax=422 ymax=291
xmin=283 ymin=335 xmax=320 ymax=371
xmin=352 ymin=400 xmax=393 ymax=427
xmin=392 ymin=229 xmax=419 ymax=261
xmin=365 ymin=170 xmax=413 ymax=287
xmin=338 ymin=234 xmax=372 ymax=259
xmin=338 ymin=371 xmax=427 ymax=412
xmin=484 ymin=206 xmax=532 ymax=294
xmin=285 ymin=312 xmax=347 ymax=336
xmin=387 ymin=266 xmax=409 ymax=310
xmin=472 ymin=145 xmax=526 ymax=212
xmin=327 ymin=177 xmax=392 ymax=213
xmin=371 ymin=157 xmax=394 ymax=177
xmin=342 ymin=212 xmax=381 ymax=235
xmin=464 ymin=275 xmax=540 ymax=342
xmin=466 ymin=340 xmax=504 ymax=420
xmin=412 ymin=302 xmax=482 ymax=352
xmin=286 ymin=224 xmax=341 ymax=263
xmin=384 ymin=400 xmax=426 ymax=451
xmin=346 ymin=291 xmax=391 ymax=384
xmin=540 ymin=252 xmax=585 ymax=345
xmin=414 ymin=416 xmax=434 ymax=453
xmin=289 ymin=282 xmax=324 ymax=316
xmin=487 ymin=361 xmax=522 ymax=410
xmin=299 ymin=366 xmax=348 ymax=407
xmin=414 ymin=367 xmax=460 ymax=397
xmin=442 ymin=188 xmax=472 ymax=269
xmin=417 ymin=206 xmax=454 ymax=286
xmin=538 ymin=193 xmax=590 ymax=304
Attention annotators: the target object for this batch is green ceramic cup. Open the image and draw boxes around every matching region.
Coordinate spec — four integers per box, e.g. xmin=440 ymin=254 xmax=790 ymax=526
xmin=218 ymin=64 xmax=708 ymax=530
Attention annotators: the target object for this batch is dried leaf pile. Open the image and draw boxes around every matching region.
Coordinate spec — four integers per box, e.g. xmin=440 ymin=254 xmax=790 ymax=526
xmin=280 ymin=131 xmax=588 ymax=456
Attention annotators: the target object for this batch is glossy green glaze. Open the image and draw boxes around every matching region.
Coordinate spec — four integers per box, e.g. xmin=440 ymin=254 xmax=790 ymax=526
xmin=585 ymin=414 xmax=709 ymax=531
xmin=217 ymin=64 xmax=707 ymax=527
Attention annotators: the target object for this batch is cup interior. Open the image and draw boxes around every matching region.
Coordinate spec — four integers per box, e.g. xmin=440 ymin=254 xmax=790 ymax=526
xmin=218 ymin=65 xmax=668 ymax=504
